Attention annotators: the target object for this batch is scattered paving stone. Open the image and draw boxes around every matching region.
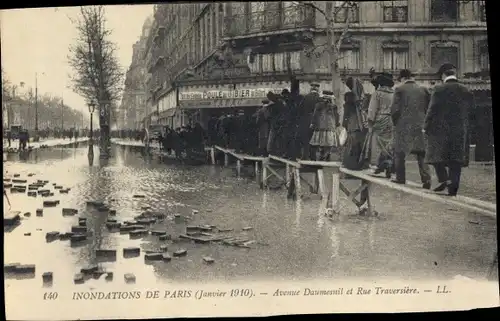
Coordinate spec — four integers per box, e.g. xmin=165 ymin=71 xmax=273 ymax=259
xmin=49 ymin=193 xmax=55 ymax=196
xmin=162 ymin=253 xmax=172 ymax=262
xmin=96 ymin=249 xmax=117 ymax=259
xmin=92 ymin=269 xmax=107 ymax=279
xmin=45 ymin=232 xmax=60 ymax=241
xmin=70 ymin=234 xmax=87 ymax=243
xmin=27 ymin=173 xmax=35 ymax=177
xmin=28 ymin=186 xmax=40 ymax=190
xmin=23 ymin=212 xmax=31 ymax=217
xmin=5 ymin=211 xmax=21 ymax=226
xmin=105 ymin=272 xmax=113 ymax=281
xmin=159 ymin=234 xmax=171 ymax=241
xmin=123 ymin=247 xmax=140 ymax=257
xmin=173 ymin=249 xmax=188 ymax=257
xmin=97 ymin=206 xmax=109 ymax=212
xmin=119 ymin=224 xmax=143 ymax=232
xmin=109 ymin=209 xmax=117 ymax=216
xmin=106 ymin=218 xmax=118 ymax=223
xmin=74 ymin=273 xmax=85 ymax=284
xmin=4 ymin=263 xmax=20 ymax=273
xmin=71 ymin=226 xmax=87 ymax=234
xmin=123 ymin=220 xmax=138 ymax=226
xmin=192 ymin=210 xmax=199 ymax=215
xmin=36 ymin=209 xmax=43 ymax=216
xmin=129 ymin=229 xmax=148 ymax=238
xmin=15 ymin=264 xmax=36 ymax=274
xmin=54 ymin=185 xmax=63 ymax=190
xmin=198 ymin=226 xmax=213 ymax=232
xmin=141 ymin=206 xmax=151 ymax=210
xmin=12 ymin=179 xmax=27 ymax=183
xmin=133 ymin=194 xmax=145 ymax=198
xmin=78 ymin=221 xmax=87 ymax=227
xmin=160 ymin=245 xmax=169 ymax=252
xmin=62 ymin=208 xmax=78 ymax=216
xmin=27 ymin=192 xmax=37 ymax=197
xmin=186 ymin=225 xmax=199 ymax=232
xmin=24 ymin=233 xmax=31 ymax=236
xmin=151 ymin=230 xmax=167 ymax=236
xmin=144 ymin=252 xmax=163 ymax=261
xmin=124 ymin=273 xmax=136 ymax=284
xmin=80 ymin=265 xmax=98 ymax=275
xmin=136 ymin=218 xmax=156 ymax=225
xmin=58 ymin=232 xmax=74 ymax=240
xmin=4 ymin=183 xmax=12 ymax=188
xmin=203 ymin=257 xmax=215 ymax=264
xmin=86 ymin=200 xmax=104 ymax=207
xmin=42 ymin=272 xmax=53 ymax=283
xmin=242 ymin=227 xmax=253 ymax=231
xmin=106 ymin=222 xmax=121 ymax=230
xmin=3 ymin=178 xmax=11 ymax=182
xmin=43 ymin=200 xmax=60 ymax=207
xmin=13 ymin=174 xmax=20 ymax=177
xmin=59 ymin=189 xmax=70 ymax=194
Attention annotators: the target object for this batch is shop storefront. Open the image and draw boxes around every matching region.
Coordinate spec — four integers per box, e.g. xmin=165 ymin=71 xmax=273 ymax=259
xmin=157 ymin=89 xmax=178 ymax=126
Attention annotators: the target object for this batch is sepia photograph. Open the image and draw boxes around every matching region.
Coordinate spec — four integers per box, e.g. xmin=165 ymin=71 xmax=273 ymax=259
xmin=2 ymin=1 xmax=498 ymax=319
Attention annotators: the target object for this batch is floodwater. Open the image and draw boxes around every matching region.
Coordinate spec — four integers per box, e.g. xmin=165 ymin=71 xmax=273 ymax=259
xmin=3 ymin=144 xmax=498 ymax=290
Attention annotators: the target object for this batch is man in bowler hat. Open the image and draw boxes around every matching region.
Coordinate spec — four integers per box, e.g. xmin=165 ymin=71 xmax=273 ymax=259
xmin=391 ymin=69 xmax=432 ymax=188
xmin=423 ymin=63 xmax=473 ymax=196
xmin=297 ymin=83 xmax=321 ymax=160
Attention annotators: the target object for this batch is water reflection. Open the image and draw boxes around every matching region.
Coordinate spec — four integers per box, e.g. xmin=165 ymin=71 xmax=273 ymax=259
xmin=2 ymin=144 xmax=498 ymax=285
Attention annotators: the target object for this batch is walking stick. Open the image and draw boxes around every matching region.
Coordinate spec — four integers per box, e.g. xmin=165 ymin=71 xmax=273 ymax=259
xmin=4 ymin=189 xmax=11 ymax=209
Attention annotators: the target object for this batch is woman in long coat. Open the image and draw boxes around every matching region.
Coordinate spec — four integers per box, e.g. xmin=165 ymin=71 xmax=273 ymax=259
xmin=309 ymin=91 xmax=340 ymax=161
xmin=342 ymin=77 xmax=369 ymax=170
xmin=367 ymin=73 xmax=395 ymax=175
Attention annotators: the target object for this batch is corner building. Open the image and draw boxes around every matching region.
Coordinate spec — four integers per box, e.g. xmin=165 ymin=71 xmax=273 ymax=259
xmin=143 ymin=1 xmax=492 ymax=160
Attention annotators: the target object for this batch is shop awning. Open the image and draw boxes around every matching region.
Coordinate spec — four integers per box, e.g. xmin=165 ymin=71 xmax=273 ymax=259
xmin=179 ymin=98 xmax=263 ymax=110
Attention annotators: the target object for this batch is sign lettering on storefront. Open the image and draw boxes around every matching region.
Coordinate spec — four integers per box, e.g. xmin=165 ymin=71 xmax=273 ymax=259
xmin=179 ymin=88 xmax=283 ymax=101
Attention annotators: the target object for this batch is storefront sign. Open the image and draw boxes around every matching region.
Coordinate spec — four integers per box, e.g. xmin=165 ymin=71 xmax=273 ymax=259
xmin=179 ymin=98 xmax=264 ymax=109
xmin=179 ymin=88 xmax=283 ymax=101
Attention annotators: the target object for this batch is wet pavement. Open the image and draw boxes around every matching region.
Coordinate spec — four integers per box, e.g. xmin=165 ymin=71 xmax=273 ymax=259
xmin=3 ymin=143 xmax=498 ymax=290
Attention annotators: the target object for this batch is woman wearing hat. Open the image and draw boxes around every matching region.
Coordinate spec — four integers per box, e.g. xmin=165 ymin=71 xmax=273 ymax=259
xmin=309 ymin=90 xmax=340 ymax=161
xmin=367 ymin=72 xmax=395 ymax=176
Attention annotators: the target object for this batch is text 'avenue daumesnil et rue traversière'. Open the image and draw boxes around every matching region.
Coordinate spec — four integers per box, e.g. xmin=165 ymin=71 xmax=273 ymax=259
xmin=68 ymin=286 xmax=428 ymax=301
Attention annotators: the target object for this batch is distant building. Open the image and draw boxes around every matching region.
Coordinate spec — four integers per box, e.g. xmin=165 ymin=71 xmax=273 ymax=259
xmin=141 ymin=1 xmax=490 ymax=157
xmin=119 ymin=15 xmax=153 ymax=130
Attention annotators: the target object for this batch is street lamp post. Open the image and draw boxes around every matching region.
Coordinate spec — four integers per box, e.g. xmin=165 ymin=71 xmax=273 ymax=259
xmin=88 ymin=101 xmax=96 ymax=164
xmin=34 ymin=73 xmax=39 ymax=142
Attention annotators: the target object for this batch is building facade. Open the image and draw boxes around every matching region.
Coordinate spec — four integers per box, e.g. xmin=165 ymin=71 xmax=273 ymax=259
xmin=119 ymin=15 xmax=153 ymax=130
xmin=141 ymin=0 xmax=491 ymax=154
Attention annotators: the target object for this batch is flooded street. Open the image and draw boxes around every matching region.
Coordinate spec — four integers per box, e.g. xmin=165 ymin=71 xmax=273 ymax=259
xmin=3 ymin=144 xmax=498 ymax=291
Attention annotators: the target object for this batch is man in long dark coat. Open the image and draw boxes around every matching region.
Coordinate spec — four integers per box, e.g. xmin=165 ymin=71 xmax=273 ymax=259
xmin=423 ymin=63 xmax=472 ymax=196
xmin=391 ymin=69 xmax=432 ymax=189
xmin=297 ymin=83 xmax=320 ymax=160
xmin=256 ymin=100 xmax=270 ymax=156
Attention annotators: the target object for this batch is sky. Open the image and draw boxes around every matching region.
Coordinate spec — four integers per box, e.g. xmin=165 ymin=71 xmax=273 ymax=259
xmin=1 ymin=5 xmax=153 ymax=116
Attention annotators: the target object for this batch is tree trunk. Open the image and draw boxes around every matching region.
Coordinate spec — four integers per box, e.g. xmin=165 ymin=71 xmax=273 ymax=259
xmin=327 ymin=21 xmax=344 ymax=120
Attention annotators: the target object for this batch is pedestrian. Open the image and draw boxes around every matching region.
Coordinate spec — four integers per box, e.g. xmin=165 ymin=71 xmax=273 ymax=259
xmin=309 ymin=90 xmax=340 ymax=161
xmin=391 ymin=69 xmax=432 ymax=189
xmin=266 ymin=91 xmax=287 ymax=157
xmin=367 ymin=72 xmax=395 ymax=177
xmin=6 ymin=130 xmax=12 ymax=148
xmin=297 ymin=83 xmax=320 ymax=160
xmin=256 ymin=99 xmax=271 ymax=156
xmin=342 ymin=77 xmax=369 ymax=170
xmin=423 ymin=63 xmax=472 ymax=196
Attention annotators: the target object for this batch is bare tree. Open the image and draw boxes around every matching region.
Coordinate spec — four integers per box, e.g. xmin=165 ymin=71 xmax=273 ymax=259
xmin=68 ymin=6 xmax=123 ymax=157
xmin=289 ymin=1 xmax=359 ymax=110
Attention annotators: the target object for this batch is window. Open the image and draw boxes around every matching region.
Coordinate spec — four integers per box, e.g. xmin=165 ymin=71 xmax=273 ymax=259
xmin=383 ymin=47 xmax=409 ymax=71
xmin=248 ymin=51 xmax=301 ymax=73
xmin=480 ymin=1 xmax=486 ymax=22
xmin=250 ymin=2 xmax=266 ymax=31
xmin=288 ymin=51 xmax=301 ymax=71
xmin=334 ymin=1 xmax=359 ymax=23
xmin=383 ymin=1 xmax=408 ymax=22
xmin=337 ymin=49 xmax=360 ymax=71
xmin=262 ymin=54 xmax=273 ymax=72
xmin=431 ymin=0 xmax=458 ymax=22
xmin=479 ymin=42 xmax=489 ymax=71
xmin=207 ymin=14 xmax=212 ymax=52
xmin=430 ymin=41 xmax=459 ymax=70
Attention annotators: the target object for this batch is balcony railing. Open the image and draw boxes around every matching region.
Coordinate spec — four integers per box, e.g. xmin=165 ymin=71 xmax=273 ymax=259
xmin=226 ymin=6 xmax=315 ymax=37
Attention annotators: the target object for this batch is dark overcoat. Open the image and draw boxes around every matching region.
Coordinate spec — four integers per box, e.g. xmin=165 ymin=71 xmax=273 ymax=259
xmin=391 ymin=81 xmax=430 ymax=154
xmin=423 ymin=79 xmax=472 ymax=166
xmin=298 ymin=92 xmax=320 ymax=135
